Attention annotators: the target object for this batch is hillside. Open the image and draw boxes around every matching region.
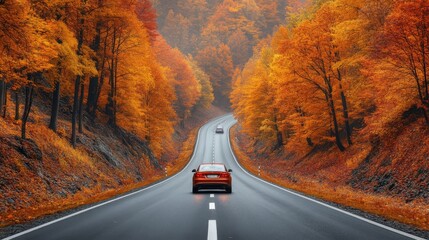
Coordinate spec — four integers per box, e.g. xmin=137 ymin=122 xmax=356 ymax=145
xmin=232 ymin=105 xmax=429 ymax=230
xmin=0 ymin=0 xmax=223 ymax=227
xmin=229 ymin=0 xmax=429 ymax=231
xmin=0 ymin=89 xmax=223 ymax=227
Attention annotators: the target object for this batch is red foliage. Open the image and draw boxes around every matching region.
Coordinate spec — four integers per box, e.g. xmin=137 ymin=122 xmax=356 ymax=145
xmin=135 ymin=0 xmax=158 ymax=43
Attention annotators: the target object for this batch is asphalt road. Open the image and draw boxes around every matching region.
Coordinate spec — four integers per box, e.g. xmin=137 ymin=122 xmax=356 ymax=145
xmin=2 ymin=114 xmax=424 ymax=240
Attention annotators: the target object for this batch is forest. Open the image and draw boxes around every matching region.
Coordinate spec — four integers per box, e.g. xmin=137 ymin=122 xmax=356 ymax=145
xmin=231 ymin=0 xmax=429 ymax=154
xmin=229 ymin=0 xmax=429 ymax=230
xmin=0 ymin=0 xmax=216 ymax=158
xmin=154 ymin=0 xmax=290 ymax=106
xmin=0 ymin=0 xmax=219 ymax=226
xmin=1 ymin=0 xmax=429 ymax=232
xmin=0 ymin=0 xmax=291 ymax=156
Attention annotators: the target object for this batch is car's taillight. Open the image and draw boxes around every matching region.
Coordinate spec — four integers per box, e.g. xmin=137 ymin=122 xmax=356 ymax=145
xmin=195 ymin=172 xmax=204 ymax=178
xmin=220 ymin=172 xmax=229 ymax=178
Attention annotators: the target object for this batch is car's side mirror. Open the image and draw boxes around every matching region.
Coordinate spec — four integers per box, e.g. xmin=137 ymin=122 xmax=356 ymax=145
xmin=192 ymin=169 xmax=197 ymax=172
xmin=228 ymin=169 xmax=233 ymax=172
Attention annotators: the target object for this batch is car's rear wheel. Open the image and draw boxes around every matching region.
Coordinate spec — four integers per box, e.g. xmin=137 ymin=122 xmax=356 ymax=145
xmin=192 ymin=186 xmax=198 ymax=193
xmin=226 ymin=186 xmax=232 ymax=193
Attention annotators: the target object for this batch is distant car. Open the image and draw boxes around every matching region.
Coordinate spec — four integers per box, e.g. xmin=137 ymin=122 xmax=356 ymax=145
xmin=192 ymin=163 xmax=232 ymax=193
xmin=215 ymin=125 xmax=224 ymax=134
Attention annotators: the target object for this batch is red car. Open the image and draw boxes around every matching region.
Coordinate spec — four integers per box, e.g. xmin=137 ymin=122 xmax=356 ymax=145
xmin=192 ymin=163 xmax=232 ymax=193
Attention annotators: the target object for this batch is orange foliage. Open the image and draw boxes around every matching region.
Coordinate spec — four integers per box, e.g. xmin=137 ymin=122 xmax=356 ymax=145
xmin=231 ymin=0 xmax=419 ymax=154
xmin=196 ymin=44 xmax=234 ymax=106
xmin=155 ymin=0 xmax=289 ymax=107
xmin=154 ymin=36 xmax=202 ymax=122
xmin=230 ymin=0 xmax=429 ymax=230
xmin=377 ymin=0 xmax=429 ymax=122
xmin=135 ymin=0 xmax=158 ymax=43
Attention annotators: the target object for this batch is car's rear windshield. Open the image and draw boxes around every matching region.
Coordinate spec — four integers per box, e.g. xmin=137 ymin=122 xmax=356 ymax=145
xmin=199 ymin=165 xmax=226 ymax=172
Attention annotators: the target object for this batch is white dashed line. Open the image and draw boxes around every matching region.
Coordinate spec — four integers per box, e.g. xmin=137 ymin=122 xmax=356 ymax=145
xmin=210 ymin=194 xmax=214 ymax=198
xmin=207 ymin=220 xmax=217 ymax=240
xmin=209 ymin=202 xmax=215 ymax=210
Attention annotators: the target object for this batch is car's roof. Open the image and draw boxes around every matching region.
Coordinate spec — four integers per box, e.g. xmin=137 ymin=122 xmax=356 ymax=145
xmin=217 ymin=125 xmax=223 ymax=128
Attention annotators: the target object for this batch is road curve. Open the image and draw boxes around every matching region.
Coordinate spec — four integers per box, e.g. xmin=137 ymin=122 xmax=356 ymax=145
xmin=2 ymin=114 xmax=424 ymax=240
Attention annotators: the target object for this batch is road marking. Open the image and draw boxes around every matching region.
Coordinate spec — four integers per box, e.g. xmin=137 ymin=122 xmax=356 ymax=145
xmin=226 ymin=119 xmax=425 ymax=240
xmin=207 ymin=220 xmax=217 ymax=240
xmin=2 ymin=115 xmax=233 ymax=240
xmin=210 ymin=194 xmax=214 ymax=198
xmin=209 ymin=202 xmax=215 ymax=210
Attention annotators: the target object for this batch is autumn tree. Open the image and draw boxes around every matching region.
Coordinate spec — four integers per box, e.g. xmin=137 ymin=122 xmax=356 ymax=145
xmin=188 ymin=57 xmax=214 ymax=109
xmin=95 ymin=1 xmax=152 ymax=127
xmin=135 ymin=0 xmax=158 ymax=43
xmin=379 ymin=0 xmax=429 ymax=124
xmin=227 ymin=30 xmax=252 ymax=67
xmin=196 ymin=44 xmax=234 ymax=107
xmin=254 ymin=0 xmax=280 ymax=35
xmin=199 ymin=0 xmax=261 ymax=49
xmin=55 ymin=0 xmax=99 ymax=147
xmin=1 ymin=1 xmax=58 ymax=139
xmin=161 ymin=10 xmax=192 ymax=52
xmin=231 ymin=0 xmax=382 ymax=153
xmin=155 ymin=37 xmax=201 ymax=124
xmin=140 ymin=62 xmax=177 ymax=157
xmin=0 ymin=1 xmax=32 ymax=121
xmin=231 ymin=46 xmax=284 ymax=150
xmin=46 ymin=22 xmax=81 ymax=132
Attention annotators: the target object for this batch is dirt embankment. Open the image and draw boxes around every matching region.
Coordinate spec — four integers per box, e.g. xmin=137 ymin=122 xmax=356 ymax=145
xmin=231 ymin=112 xmax=429 ymax=231
xmin=0 ymin=91 xmax=224 ymax=227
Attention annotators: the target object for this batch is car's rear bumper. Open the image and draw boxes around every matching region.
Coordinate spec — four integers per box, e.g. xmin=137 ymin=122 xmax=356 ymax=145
xmin=194 ymin=183 xmax=230 ymax=190
xmin=193 ymin=178 xmax=231 ymax=190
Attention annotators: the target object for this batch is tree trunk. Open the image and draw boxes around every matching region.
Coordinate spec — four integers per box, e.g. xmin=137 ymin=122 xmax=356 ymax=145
xmin=337 ymin=69 xmax=352 ymax=145
xmin=322 ymin=91 xmax=334 ymax=136
xmin=72 ymin=2 xmax=85 ymax=147
xmin=21 ymin=86 xmax=34 ymax=140
xmin=79 ymin=84 xmax=84 ymax=133
xmin=107 ymin=28 xmax=117 ymax=126
xmin=113 ymin=54 xmax=119 ymax=125
xmin=296 ymin=106 xmax=313 ymax=147
xmin=0 ymin=79 xmax=4 ymax=118
xmin=91 ymin=26 xmax=109 ymax=118
xmin=87 ymin=19 xmax=101 ymax=117
xmin=273 ymin=115 xmax=283 ymax=149
xmin=420 ymin=25 xmax=428 ymax=100
xmin=3 ymin=81 xmax=7 ymax=118
xmin=326 ymin=79 xmax=345 ymax=151
xmin=87 ymin=76 xmax=97 ymax=116
xmin=413 ymin=73 xmax=425 ymax=104
xmin=49 ymin=81 xmax=60 ymax=132
xmin=421 ymin=106 xmax=429 ymax=125
xmin=306 ymin=137 xmax=314 ymax=146
xmin=72 ymin=77 xmax=81 ymax=147
xmin=15 ymin=90 xmax=20 ymax=120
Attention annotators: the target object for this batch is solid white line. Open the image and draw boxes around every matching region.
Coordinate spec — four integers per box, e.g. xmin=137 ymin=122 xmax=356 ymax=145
xmin=2 ymin=116 xmax=234 ymax=240
xmin=209 ymin=202 xmax=215 ymax=210
xmin=210 ymin=194 xmax=214 ymax=198
xmin=226 ymin=119 xmax=425 ymax=240
xmin=207 ymin=220 xmax=217 ymax=240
